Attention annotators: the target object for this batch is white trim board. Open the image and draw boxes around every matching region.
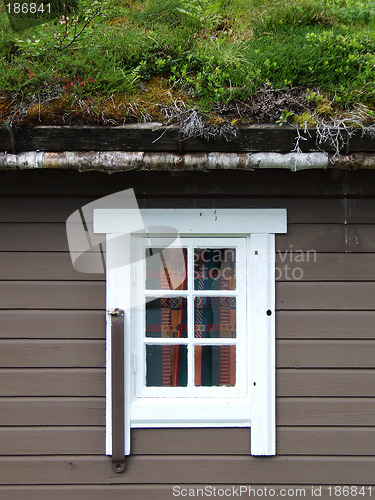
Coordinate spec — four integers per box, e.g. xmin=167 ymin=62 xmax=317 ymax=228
xmin=94 ymin=208 xmax=287 ymax=235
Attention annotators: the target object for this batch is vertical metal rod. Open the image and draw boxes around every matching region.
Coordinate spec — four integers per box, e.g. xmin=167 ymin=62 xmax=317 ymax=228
xmin=110 ymin=308 xmax=126 ymax=473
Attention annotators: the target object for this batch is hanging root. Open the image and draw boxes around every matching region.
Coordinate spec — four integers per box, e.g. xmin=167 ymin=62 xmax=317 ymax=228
xmin=295 ymin=103 xmax=375 ymax=159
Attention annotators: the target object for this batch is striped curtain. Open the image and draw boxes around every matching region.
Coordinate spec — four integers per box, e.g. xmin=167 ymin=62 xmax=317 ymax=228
xmin=146 ymin=248 xmax=236 ymax=387
xmin=194 ymin=249 xmax=236 ymax=387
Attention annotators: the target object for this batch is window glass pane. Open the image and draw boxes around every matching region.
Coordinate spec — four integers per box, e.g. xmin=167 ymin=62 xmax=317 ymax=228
xmin=146 ymin=297 xmax=188 ymax=338
xmin=194 ymin=297 xmax=236 ymax=338
xmin=194 ymin=248 xmax=236 ymax=291
xmin=194 ymin=345 xmax=236 ymax=387
xmin=146 ymin=345 xmax=188 ymax=387
xmin=146 ymin=248 xmax=187 ymax=290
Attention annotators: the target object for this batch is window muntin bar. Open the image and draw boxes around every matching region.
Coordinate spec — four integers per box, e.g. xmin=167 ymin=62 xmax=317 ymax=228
xmin=141 ymin=239 xmax=245 ymax=394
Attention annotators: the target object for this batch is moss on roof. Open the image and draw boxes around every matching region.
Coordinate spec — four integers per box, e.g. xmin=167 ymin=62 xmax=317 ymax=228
xmin=1 ymin=0 xmax=375 ymax=133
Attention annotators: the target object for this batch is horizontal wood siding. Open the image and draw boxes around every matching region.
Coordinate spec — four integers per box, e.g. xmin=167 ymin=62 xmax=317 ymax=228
xmin=0 ymin=456 xmax=374 ymax=484
xmin=2 ymin=397 xmax=374 ymax=426
xmin=3 ymin=251 xmax=375 ymax=281
xmin=1 ymin=427 xmax=375 ymax=456
xmin=0 ymin=311 xmax=105 ymax=338
xmin=1 ymin=170 xmax=375 ymax=497
xmin=1 ymin=338 xmax=375 ymax=368
xmin=1 ymin=368 xmax=375 ymax=397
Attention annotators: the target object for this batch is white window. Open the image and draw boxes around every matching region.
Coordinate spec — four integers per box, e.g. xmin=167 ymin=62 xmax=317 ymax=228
xmin=94 ymin=208 xmax=287 ymax=457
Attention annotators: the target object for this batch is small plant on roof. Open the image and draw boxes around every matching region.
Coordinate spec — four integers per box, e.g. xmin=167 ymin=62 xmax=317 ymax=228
xmin=276 ymin=109 xmax=295 ymax=126
xmin=176 ymin=0 xmax=223 ymax=31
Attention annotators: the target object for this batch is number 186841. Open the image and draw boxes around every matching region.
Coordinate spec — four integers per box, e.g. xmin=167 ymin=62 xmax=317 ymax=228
xmin=328 ymin=486 xmax=372 ymax=497
xmin=6 ymin=3 xmax=51 ymax=14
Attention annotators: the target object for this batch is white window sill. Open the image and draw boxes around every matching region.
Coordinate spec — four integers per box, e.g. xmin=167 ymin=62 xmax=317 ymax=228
xmin=130 ymin=398 xmax=251 ymax=427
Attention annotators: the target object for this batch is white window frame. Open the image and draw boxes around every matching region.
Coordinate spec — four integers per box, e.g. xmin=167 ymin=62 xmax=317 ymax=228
xmin=134 ymin=236 xmax=247 ymax=400
xmin=94 ymin=208 xmax=287 ymax=457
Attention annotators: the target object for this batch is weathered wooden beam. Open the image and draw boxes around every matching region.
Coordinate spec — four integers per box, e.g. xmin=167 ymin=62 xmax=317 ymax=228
xmin=1 ymin=124 xmax=375 ymax=153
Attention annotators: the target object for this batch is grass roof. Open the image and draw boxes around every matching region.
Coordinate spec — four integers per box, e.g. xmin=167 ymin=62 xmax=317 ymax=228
xmin=1 ymin=0 xmax=375 ymax=137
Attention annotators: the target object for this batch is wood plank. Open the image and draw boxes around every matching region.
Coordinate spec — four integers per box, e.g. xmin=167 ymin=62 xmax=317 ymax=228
xmin=0 ymin=427 xmax=104 ymax=455
xmin=277 ymin=340 xmax=375 ymax=368
xmin=277 ymin=311 xmax=375 ymax=339
xmin=251 ymin=199 xmax=345 ymax=223
xmin=0 ymin=397 xmax=374 ymax=426
xmin=185 ymin=126 xmax=321 ymax=152
xmin=4 ymin=170 xmax=375 ymax=197
xmin=0 ymin=170 xmax=351 ymax=197
xmin=277 ymin=427 xmax=375 ymax=455
xmin=1 ymin=124 xmax=322 ymax=153
xmin=0 ymin=253 xmax=103 ymax=280
xmin=3 ymin=123 xmax=374 ymax=154
xmin=277 ymin=224 xmax=348 ymax=252
xmin=0 ymin=340 xmax=105 ymax=368
xmin=278 ymin=369 xmax=375 ymax=396
xmin=141 ymin=197 xmax=343 ymax=223
xmin=4 ymin=125 xmax=180 ymax=153
xmin=0 ymin=369 xmax=105 ymax=396
xmin=278 ymin=223 xmax=375 ymax=252
xmin=277 ymin=282 xmax=375 ymax=310
xmin=0 ymin=197 xmax=346 ymax=223
xmin=1 ymin=426 xmax=375 ymax=456
xmin=0 ymin=398 xmax=105 ymax=426
xmin=0 ymin=455 xmax=374 ymax=485
xmin=0 ymin=485 xmax=372 ymax=500
xmin=0 ymin=197 xmax=93 ymax=223
xmin=278 ymin=398 xmax=375 ymax=425
xmin=0 ymin=311 xmax=105 ymax=339
xmin=347 ymin=224 xmax=375 ymax=252
xmin=131 ymin=428 xmax=250 ymax=455
xmin=4 ymin=123 xmax=375 ymax=153
xmin=349 ymin=130 xmax=375 ymax=152
xmin=350 ymin=170 xmax=375 ymax=195
xmin=276 ymin=253 xmax=375 ymax=281
xmin=348 ymin=198 xmax=375 ymax=223
xmin=0 ymin=223 xmax=68 ymax=251
xmin=0 ymin=282 xmax=105 ymax=309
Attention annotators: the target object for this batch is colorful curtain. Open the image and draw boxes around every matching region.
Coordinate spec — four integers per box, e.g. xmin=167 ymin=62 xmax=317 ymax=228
xmin=146 ymin=248 xmax=236 ymax=387
xmin=194 ymin=249 xmax=236 ymax=387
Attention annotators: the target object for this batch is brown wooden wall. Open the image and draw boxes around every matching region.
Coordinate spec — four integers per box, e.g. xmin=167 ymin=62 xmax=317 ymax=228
xmin=0 ymin=169 xmax=374 ymax=499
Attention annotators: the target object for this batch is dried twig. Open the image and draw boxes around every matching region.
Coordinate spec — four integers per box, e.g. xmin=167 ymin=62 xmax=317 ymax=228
xmin=58 ymin=12 xmax=101 ymax=50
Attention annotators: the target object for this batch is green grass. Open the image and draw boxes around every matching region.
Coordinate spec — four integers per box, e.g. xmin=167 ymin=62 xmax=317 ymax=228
xmin=1 ymin=0 xmax=375 ymax=125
